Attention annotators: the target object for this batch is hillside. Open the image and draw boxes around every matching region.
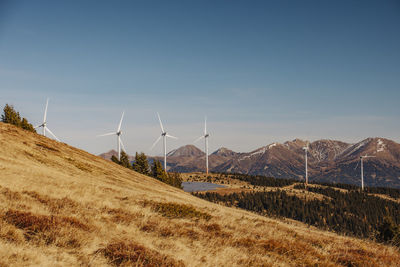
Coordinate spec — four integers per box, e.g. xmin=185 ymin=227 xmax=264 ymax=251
xmin=4 ymin=123 xmax=399 ymax=266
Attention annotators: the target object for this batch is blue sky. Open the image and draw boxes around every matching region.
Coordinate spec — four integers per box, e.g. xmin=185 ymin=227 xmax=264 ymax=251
xmin=0 ymin=0 xmax=399 ymax=155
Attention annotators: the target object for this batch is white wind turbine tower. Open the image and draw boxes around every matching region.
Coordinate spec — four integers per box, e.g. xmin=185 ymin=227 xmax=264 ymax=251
xmin=97 ymin=112 xmax=126 ymax=161
xmin=302 ymin=142 xmax=309 ymax=185
xmin=150 ymin=112 xmax=178 ymax=171
xmin=35 ymin=98 xmax=60 ymax=141
xmin=358 ymin=155 xmax=376 ymax=191
xmin=194 ymin=117 xmax=210 ymax=174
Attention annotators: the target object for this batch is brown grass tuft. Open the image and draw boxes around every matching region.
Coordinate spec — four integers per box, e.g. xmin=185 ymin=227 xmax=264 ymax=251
xmin=4 ymin=210 xmax=90 ymax=232
xmin=0 ymin=187 xmax=22 ymax=202
xmin=0 ymin=219 xmax=25 ymax=244
xmin=64 ymin=156 xmax=93 ymax=172
xmin=101 ymin=241 xmax=185 ymax=266
xmin=144 ymin=201 xmax=211 ymax=221
xmin=333 ymin=248 xmax=378 ymax=267
xmin=36 ymin=142 xmax=59 ymax=152
xmin=2 ymin=210 xmax=91 ymax=247
xmin=22 ymin=191 xmax=78 ymax=213
xmin=140 ymin=220 xmax=159 ymax=233
xmin=103 ymin=207 xmax=140 ymax=225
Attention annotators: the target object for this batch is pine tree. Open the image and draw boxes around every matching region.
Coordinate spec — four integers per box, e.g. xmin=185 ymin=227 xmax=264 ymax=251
xmin=21 ymin=118 xmax=35 ymax=132
xmin=167 ymin=172 xmax=183 ymax=189
xmin=111 ymin=155 xmax=119 ymax=164
xmin=110 ymin=152 xmax=131 ymax=169
xmin=151 ymin=160 xmax=166 ymax=180
xmin=119 ymin=151 xmax=131 ymax=169
xmin=2 ymin=104 xmax=21 ymax=126
xmin=133 ymin=152 xmax=150 ymax=175
xmin=1 ymin=104 xmax=36 ymax=133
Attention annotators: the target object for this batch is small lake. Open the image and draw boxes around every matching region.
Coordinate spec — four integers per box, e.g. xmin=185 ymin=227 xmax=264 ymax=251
xmin=182 ymin=182 xmax=226 ymax=193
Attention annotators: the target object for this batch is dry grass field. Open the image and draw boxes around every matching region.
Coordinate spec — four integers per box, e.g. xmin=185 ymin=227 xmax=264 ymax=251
xmin=1 ymin=122 xmax=400 ymax=266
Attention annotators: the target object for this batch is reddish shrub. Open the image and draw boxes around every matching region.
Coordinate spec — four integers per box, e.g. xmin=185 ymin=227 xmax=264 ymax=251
xmin=102 ymin=241 xmax=184 ymax=266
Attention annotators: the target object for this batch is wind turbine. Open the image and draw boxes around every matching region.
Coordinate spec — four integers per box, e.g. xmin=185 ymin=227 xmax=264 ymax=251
xmin=150 ymin=112 xmax=177 ymax=171
xmin=302 ymin=142 xmax=309 ymax=185
xmin=358 ymin=155 xmax=376 ymax=191
xmin=194 ymin=117 xmax=210 ymax=174
xmin=35 ymin=98 xmax=60 ymax=141
xmin=97 ymin=112 xmax=126 ymax=161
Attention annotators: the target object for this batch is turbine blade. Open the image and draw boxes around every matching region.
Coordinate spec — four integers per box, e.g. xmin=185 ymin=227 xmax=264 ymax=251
xmin=194 ymin=136 xmax=204 ymax=143
xmin=204 ymin=116 xmax=207 ymax=135
xmin=150 ymin=135 xmax=162 ymax=150
xmin=43 ymin=98 xmax=49 ymax=122
xmin=118 ymin=111 xmax=124 ymax=132
xmin=45 ymin=127 xmax=60 ymax=142
xmin=166 ymin=134 xmax=178 ymax=140
xmin=119 ymin=137 xmax=126 ymax=152
xmin=157 ymin=112 xmax=164 ymax=133
xmin=34 ymin=124 xmax=42 ymax=129
xmin=97 ymin=132 xmax=116 ymax=137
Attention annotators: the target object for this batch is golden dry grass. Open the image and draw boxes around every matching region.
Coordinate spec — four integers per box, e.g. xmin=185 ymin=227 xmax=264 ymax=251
xmin=0 ymin=122 xmax=399 ymax=266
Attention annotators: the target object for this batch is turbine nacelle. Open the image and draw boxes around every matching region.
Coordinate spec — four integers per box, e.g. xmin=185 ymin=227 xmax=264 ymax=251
xmin=151 ymin=112 xmax=178 ymax=171
xmin=35 ymin=98 xmax=60 ymax=142
xmin=97 ymin=111 xmax=126 ymax=161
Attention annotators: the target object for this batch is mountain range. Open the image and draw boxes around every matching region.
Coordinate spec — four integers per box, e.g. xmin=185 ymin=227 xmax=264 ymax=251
xmin=99 ymin=137 xmax=400 ymax=188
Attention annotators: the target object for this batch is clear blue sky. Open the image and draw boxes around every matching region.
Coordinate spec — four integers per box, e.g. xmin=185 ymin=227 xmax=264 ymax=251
xmin=1 ymin=0 xmax=399 ymax=155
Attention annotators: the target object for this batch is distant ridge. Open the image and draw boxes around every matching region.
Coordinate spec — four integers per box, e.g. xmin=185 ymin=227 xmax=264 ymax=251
xmin=99 ymin=137 xmax=400 ymax=188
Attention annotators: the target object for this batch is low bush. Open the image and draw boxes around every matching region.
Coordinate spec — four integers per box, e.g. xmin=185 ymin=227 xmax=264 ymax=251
xmin=2 ymin=210 xmax=91 ymax=247
xmin=102 ymin=241 xmax=184 ymax=266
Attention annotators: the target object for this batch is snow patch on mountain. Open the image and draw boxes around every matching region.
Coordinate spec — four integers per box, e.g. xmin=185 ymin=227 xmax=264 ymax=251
xmin=268 ymin=143 xmax=277 ymax=149
xmin=238 ymin=143 xmax=278 ymax=161
xmin=377 ymin=139 xmax=386 ymax=152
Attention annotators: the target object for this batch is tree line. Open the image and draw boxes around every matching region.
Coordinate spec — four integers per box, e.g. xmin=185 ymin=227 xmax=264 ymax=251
xmin=295 ymin=182 xmax=400 ymax=199
xmin=111 ymin=151 xmax=182 ymax=189
xmin=193 ymin=186 xmax=400 ymax=246
xmin=1 ymin=104 xmax=35 ymax=132
xmin=216 ymin=172 xmax=298 ymax=187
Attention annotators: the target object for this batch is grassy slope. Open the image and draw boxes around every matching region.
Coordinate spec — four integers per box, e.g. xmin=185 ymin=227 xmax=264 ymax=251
xmin=0 ymin=122 xmax=399 ymax=267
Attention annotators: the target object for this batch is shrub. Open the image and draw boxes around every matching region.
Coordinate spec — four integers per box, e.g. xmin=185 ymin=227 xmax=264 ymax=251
xmin=3 ymin=210 xmax=90 ymax=247
xmin=102 ymin=241 xmax=184 ymax=266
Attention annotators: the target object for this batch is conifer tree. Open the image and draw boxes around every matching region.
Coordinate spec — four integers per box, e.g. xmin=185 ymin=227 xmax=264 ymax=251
xmin=21 ymin=118 xmax=35 ymax=132
xmin=2 ymin=104 xmax=21 ymax=126
xmin=119 ymin=151 xmax=131 ymax=169
xmin=151 ymin=160 xmax=166 ymax=180
xmin=111 ymin=155 xmax=119 ymax=164
xmin=167 ymin=172 xmax=183 ymax=189
xmin=1 ymin=104 xmax=36 ymax=133
xmin=133 ymin=152 xmax=150 ymax=175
